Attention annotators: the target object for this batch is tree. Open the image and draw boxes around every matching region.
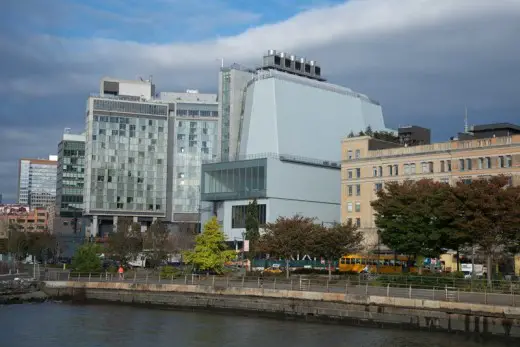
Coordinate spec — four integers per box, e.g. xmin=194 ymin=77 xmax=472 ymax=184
xmin=107 ymin=217 xmax=142 ymax=265
xmin=71 ymin=243 xmax=102 ymax=272
xmin=371 ymin=179 xmax=455 ymax=267
xmin=143 ymin=219 xmax=170 ymax=268
xmin=309 ymin=222 xmax=363 ymax=279
xmin=373 ymin=131 xmax=400 ymax=144
xmin=259 ymin=215 xmax=316 ymax=278
xmin=365 ymin=125 xmax=373 ymax=136
xmin=452 ymin=176 xmax=520 ymax=285
xmin=347 ymin=131 xmax=355 ymax=138
xmin=183 ymin=217 xmax=235 ymax=274
xmin=27 ymin=232 xmax=56 ymax=263
xmin=7 ymin=224 xmax=28 ymax=261
xmin=245 ymin=199 xmax=261 ymax=258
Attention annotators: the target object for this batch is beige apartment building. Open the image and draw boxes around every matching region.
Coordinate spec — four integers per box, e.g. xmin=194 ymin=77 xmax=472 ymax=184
xmin=341 ymin=134 xmax=520 ymax=250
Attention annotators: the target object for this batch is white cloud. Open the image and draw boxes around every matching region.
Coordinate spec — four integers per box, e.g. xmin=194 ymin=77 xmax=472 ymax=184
xmin=1 ymin=0 xmax=520 ymax=201
xmin=4 ymin=0 xmax=519 ymax=96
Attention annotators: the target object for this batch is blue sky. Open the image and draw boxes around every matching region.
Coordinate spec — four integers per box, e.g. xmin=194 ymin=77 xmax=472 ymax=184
xmin=1 ymin=0 xmax=520 ymax=202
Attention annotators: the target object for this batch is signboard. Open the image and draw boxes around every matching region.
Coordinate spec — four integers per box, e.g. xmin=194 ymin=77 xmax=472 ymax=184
xmin=243 ymin=240 xmax=250 ymax=252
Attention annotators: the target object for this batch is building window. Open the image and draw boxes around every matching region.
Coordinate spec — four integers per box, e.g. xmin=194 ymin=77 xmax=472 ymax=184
xmin=348 ymin=185 xmax=353 ymax=196
xmin=373 ymin=167 xmax=378 ymax=177
xmin=404 ymin=164 xmax=410 ymax=175
xmin=466 ymin=158 xmax=472 ymax=171
xmin=421 ymin=162 xmax=429 ymax=173
xmin=459 ymin=159 xmax=465 ymax=171
xmin=347 ymin=150 xmax=353 ymax=160
xmin=447 ymin=160 xmax=452 ymax=172
xmin=485 ymin=157 xmax=491 ymax=169
xmin=440 ymin=160 xmax=445 ymax=172
xmin=375 ymin=183 xmax=383 ymax=192
xmin=462 ymin=178 xmax=472 ymax=185
xmin=355 ymin=202 xmax=361 ymax=212
xmin=231 ymin=204 xmax=267 ymax=228
xmin=355 ymin=184 xmax=361 ymax=196
xmin=388 ymin=165 xmax=393 ymax=176
xmin=347 ymin=170 xmax=353 ymax=180
xmin=355 ymin=150 xmax=361 ymax=159
xmin=498 ymin=156 xmax=505 ymax=168
xmin=506 ymin=155 xmax=512 ymax=168
xmin=410 ymin=163 xmax=416 ymax=174
xmin=478 ymin=158 xmax=483 ymax=169
xmin=378 ymin=166 xmax=383 ymax=177
xmin=355 ymin=168 xmax=361 ymax=178
xmin=393 ymin=164 xmax=399 ymax=176
xmin=355 ymin=218 xmax=361 ymax=227
xmin=347 ymin=202 xmax=353 ymax=212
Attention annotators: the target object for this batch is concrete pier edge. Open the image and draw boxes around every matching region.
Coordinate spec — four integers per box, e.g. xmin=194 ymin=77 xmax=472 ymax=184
xmin=42 ymin=281 xmax=520 ymax=339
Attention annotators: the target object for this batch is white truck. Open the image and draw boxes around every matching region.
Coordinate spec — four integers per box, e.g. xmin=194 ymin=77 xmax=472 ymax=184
xmin=461 ymin=263 xmax=487 ymax=279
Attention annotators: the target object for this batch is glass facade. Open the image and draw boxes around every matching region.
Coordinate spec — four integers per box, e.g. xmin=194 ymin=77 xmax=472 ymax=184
xmin=201 ymin=159 xmax=267 ymax=201
xmin=231 ymin=204 xmax=266 ymax=228
xmin=56 ymin=138 xmax=85 ymax=217
xmin=18 ymin=159 xmax=57 ymax=208
xmin=173 ymin=119 xmax=218 ymax=213
xmin=220 ymin=71 xmax=231 ymax=160
xmin=85 ymin=98 xmax=168 ymax=215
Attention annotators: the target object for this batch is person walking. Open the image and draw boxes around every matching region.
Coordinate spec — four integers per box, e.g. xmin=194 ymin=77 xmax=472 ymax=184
xmin=118 ymin=265 xmax=124 ymax=280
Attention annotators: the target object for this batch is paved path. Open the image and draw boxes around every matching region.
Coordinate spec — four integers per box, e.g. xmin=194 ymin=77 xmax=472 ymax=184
xmin=44 ymin=272 xmax=520 ymax=307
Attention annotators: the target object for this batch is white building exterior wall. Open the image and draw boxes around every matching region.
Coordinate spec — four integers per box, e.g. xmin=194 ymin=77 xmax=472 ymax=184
xmin=239 ymin=71 xmax=386 ymax=162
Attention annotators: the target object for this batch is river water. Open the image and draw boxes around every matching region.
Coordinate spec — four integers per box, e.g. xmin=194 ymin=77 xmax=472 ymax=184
xmin=0 ymin=303 xmax=513 ymax=347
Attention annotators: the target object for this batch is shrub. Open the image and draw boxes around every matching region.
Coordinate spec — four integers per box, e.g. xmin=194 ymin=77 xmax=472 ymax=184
xmin=160 ymin=265 xmax=180 ymax=280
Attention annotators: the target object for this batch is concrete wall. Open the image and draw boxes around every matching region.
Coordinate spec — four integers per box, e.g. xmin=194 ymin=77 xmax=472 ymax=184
xmin=43 ymin=281 xmax=520 ymax=338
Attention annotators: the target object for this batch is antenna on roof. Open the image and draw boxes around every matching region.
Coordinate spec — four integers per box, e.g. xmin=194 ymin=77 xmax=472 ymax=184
xmin=464 ymin=106 xmax=469 ymax=133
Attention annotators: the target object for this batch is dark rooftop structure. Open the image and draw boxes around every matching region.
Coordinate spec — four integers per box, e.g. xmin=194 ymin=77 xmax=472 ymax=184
xmin=455 ymin=122 xmax=520 ymax=140
xmin=260 ymin=50 xmax=326 ymax=82
xmin=398 ymin=125 xmax=431 ymax=146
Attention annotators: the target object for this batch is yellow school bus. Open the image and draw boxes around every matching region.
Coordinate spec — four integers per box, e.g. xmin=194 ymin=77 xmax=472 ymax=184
xmin=338 ymin=253 xmax=419 ymax=274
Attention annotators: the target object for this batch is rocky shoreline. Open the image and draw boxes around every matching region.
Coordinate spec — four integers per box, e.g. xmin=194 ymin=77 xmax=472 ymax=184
xmin=0 ymin=291 xmax=48 ymax=304
xmin=0 ymin=278 xmax=48 ymax=305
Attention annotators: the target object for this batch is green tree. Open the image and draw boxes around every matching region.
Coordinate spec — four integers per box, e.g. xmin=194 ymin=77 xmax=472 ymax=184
xmin=373 ymin=131 xmax=400 ymax=144
xmin=245 ymin=199 xmax=261 ymax=259
xmin=27 ymin=232 xmax=56 ymax=263
xmin=310 ymin=221 xmax=363 ymax=279
xmin=7 ymin=224 xmax=28 ymax=261
xmin=143 ymin=219 xmax=170 ymax=268
xmin=365 ymin=125 xmax=373 ymax=136
xmin=371 ymin=179 xmax=455 ymax=268
xmin=108 ymin=217 xmax=142 ymax=265
xmin=452 ymin=176 xmax=520 ymax=285
xmin=259 ymin=215 xmax=315 ymax=278
xmin=71 ymin=243 xmax=102 ymax=272
xmin=183 ymin=217 xmax=235 ymax=274
xmin=347 ymin=131 xmax=355 ymax=138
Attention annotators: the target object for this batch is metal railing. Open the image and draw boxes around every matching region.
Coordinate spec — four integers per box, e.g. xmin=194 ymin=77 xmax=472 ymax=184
xmin=42 ymin=271 xmax=520 ymax=307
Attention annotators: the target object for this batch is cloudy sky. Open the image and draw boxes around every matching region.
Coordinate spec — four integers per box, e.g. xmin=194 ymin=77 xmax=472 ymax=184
xmin=1 ymin=0 xmax=520 ymax=202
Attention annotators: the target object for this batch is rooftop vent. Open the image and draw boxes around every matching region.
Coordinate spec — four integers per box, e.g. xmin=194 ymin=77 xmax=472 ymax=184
xmin=262 ymin=50 xmax=325 ymax=81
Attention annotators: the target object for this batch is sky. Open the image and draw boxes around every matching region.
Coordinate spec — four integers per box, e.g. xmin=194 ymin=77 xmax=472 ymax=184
xmin=1 ymin=0 xmax=520 ymax=203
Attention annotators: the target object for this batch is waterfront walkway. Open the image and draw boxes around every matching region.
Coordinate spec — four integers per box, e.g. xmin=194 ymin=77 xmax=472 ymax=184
xmin=43 ymin=271 xmax=520 ymax=307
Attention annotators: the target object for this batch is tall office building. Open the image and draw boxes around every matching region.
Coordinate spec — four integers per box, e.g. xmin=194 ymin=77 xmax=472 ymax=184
xmin=201 ymin=50 xmax=389 ymax=240
xmin=218 ymin=64 xmax=255 ymax=161
xmin=158 ymin=91 xmax=219 ymax=226
xmin=17 ymin=156 xmax=58 ymax=209
xmin=56 ymin=130 xmax=85 ymax=218
xmin=84 ymin=77 xmax=168 ymax=236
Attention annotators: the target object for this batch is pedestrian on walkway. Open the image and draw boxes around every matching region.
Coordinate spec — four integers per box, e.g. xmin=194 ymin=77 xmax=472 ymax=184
xmin=118 ymin=265 xmax=124 ymax=280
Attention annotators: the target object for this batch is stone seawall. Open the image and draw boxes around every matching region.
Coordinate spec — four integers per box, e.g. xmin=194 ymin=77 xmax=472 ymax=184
xmin=43 ymin=281 xmax=520 ymax=338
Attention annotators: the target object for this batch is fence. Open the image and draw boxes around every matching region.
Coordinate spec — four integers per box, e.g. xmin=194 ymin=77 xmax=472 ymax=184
xmin=42 ymin=271 xmax=520 ymax=307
